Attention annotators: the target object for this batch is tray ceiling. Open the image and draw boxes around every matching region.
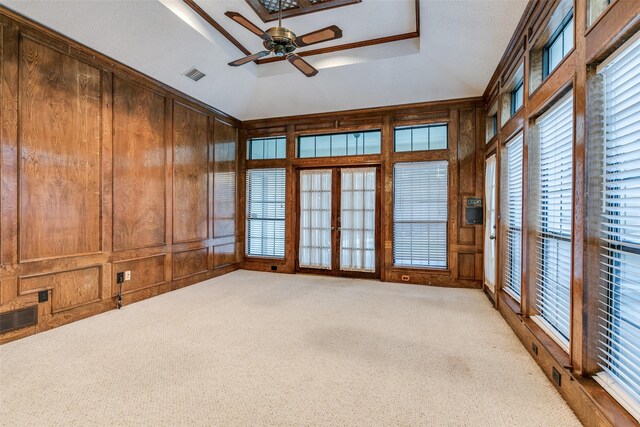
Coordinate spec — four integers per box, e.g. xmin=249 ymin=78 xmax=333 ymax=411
xmin=0 ymin=0 xmax=528 ymax=121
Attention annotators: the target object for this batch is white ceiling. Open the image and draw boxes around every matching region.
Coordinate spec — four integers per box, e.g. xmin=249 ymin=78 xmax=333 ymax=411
xmin=0 ymin=0 xmax=528 ymax=120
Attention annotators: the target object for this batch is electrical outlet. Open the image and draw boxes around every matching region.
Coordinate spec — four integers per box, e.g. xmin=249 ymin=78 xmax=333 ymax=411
xmin=531 ymin=342 xmax=538 ymax=356
xmin=38 ymin=290 xmax=48 ymax=303
xmin=552 ymin=367 xmax=562 ymax=386
xmin=124 ymin=271 xmax=131 ymax=281
xmin=271 ymin=265 xmax=277 ymax=271
xmin=116 ymin=272 xmax=124 ymax=284
xmin=401 ymin=275 xmax=410 ymax=282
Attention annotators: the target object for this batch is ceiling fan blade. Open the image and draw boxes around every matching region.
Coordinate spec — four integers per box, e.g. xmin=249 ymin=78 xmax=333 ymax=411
xmin=287 ymin=54 xmax=318 ymax=77
xmin=224 ymin=12 xmax=271 ymax=41
xmin=294 ymin=25 xmax=342 ymax=48
xmin=228 ymin=50 xmax=271 ymax=67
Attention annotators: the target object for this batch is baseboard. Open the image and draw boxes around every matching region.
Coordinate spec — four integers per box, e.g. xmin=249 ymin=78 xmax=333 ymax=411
xmin=0 ymin=264 xmax=240 ymax=345
xmin=498 ymin=291 xmax=638 ymax=426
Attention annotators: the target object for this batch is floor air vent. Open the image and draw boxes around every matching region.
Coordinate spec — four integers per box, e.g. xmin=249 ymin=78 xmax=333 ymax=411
xmin=0 ymin=306 xmax=38 ymax=334
xmin=183 ymin=67 xmax=206 ymax=82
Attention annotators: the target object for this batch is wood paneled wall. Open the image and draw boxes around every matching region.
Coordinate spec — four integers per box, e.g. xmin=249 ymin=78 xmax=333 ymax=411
xmin=484 ymin=0 xmax=640 ymax=425
xmin=241 ymin=98 xmax=485 ymax=288
xmin=0 ymin=9 xmax=240 ymax=343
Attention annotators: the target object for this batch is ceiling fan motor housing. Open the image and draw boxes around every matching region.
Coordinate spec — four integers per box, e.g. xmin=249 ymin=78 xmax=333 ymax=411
xmin=264 ymin=26 xmax=297 ymax=56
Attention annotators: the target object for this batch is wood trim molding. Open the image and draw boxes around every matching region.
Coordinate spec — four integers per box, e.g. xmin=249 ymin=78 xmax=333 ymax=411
xmin=246 ymin=0 xmax=360 ymax=23
xmin=0 ymin=5 xmax=240 ymax=126
xmin=257 ymin=31 xmax=419 ymax=64
xmin=183 ymin=0 xmax=420 ymax=64
xmin=243 ymin=96 xmax=483 ymax=130
xmin=182 ymin=0 xmax=251 ymax=56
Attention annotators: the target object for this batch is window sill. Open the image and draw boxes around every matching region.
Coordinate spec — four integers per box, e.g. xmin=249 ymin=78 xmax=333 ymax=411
xmin=244 ymin=255 xmax=286 ymax=262
xmin=390 ymin=265 xmax=450 ymax=274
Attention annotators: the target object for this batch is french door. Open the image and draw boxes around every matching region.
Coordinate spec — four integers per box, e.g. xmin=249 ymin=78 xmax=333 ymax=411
xmin=296 ymin=166 xmax=379 ymax=278
xmin=484 ymin=154 xmax=497 ymax=292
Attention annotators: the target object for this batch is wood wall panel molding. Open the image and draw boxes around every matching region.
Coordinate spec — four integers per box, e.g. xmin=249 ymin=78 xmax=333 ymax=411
xmin=0 ymin=10 xmax=240 ymax=343
xmin=172 ymin=102 xmax=209 ymax=243
xmin=173 ymin=248 xmax=209 ymax=280
xmin=0 ymin=18 xmax=19 ymax=267
xmin=112 ymin=76 xmax=167 ymax=251
xmin=0 ymin=6 xmax=239 ymax=126
xmin=18 ymin=37 xmax=102 ymax=262
xmin=19 ymin=266 xmax=102 ymax=313
xmin=458 ymin=109 xmax=477 ymax=194
xmin=112 ymin=254 xmax=166 ymax=296
xmin=212 ymin=118 xmax=238 ymax=241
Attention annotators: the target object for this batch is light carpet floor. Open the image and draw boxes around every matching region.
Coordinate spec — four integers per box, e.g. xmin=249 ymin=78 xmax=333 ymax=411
xmin=0 ymin=270 xmax=581 ymax=426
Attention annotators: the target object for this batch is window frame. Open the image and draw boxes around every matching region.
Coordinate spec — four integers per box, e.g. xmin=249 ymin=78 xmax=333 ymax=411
xmin=245 ymin=168 xmax=287 ymax=259
xmin=592 ymin=33 xmax=640 ymax=422
xmin=296 ymin=129 xmax=381 ymax=158
xmin=393 ymin=123 xmax=449 ymax=152
xmin=510 ymin=78 xmax=524 ymax=116
xmin=247 ymin=136 xmax=287 ymax=160
xmin=392 ymin=160 xmax=449 ymax=269
xmin=542 ymin=11 xmax=574 ymax=79
xmin=531 ymin=92 xmax=574 ymax=351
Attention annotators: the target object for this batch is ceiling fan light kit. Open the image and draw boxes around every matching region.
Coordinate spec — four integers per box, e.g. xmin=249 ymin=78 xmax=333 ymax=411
xmin=225 ymin=0 xmax=342 ymax=77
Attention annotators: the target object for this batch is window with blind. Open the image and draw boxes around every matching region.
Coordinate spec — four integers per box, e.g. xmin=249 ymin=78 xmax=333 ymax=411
xmin=393 ymin=161 xmax=448 ymax=268
xmin=532 ymin=93 xmax=573 ymax=348
xmin=594 ymin=35 xmax=640 ymax=420
xmin=504 ymin=134 xmax=523 ymax=300
xmin=246 ymin=168 xmax=286 ymax=258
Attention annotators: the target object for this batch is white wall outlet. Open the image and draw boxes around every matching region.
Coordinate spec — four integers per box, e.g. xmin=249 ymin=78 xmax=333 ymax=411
xmin=124 ymin=271 xmax=131 ymax=281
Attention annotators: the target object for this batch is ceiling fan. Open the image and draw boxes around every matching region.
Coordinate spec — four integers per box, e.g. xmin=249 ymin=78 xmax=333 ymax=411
xmin=225 ymin=0 xmax=343 ymax=77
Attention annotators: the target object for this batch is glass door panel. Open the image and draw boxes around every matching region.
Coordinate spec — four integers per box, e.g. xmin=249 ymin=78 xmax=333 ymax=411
xmin=484 ymin=154 xmax=497 ymax=292
xmin=299 ymin=169 xmax=332 ymax=269
xmin=340 ymin=168 xmax=376 ymax=272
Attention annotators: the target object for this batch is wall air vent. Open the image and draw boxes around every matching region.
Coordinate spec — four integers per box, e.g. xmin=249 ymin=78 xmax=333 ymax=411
xmin=0 ymin=306 xmax=38 ymax=334
xmin=183 ymin=67 xmax=206 ymax=82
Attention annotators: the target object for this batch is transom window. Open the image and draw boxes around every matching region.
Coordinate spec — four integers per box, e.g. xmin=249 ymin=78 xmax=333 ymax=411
xmin=247 ymin=136 xmax=286 ymax=160
xmin=543 ymin=11 xmax=574 ymax=78
xmin=511 ymin=78 xmax=524 ymax=116
xmin=297 ymin=130 xmax=381 ymax=158
xmin=394 ymin=124 xmax=448 ymax=152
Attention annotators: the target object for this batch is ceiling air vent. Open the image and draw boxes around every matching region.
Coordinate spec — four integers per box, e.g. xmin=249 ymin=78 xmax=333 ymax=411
xmin=183 ymin=67 xmax=206 ymax=82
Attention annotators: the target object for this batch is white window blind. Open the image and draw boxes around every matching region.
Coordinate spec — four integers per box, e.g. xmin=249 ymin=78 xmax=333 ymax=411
xmin=246 ymin=168 xmax=286 ymax=258
xmin=594 ymin=36 xmax=640 ymax=420
xmin=393 ymin=161 xmax=448 ymax=268
xmin=504 ymin=134 xmax=523 ymax=300
xmin=533 ymin=93 xmax=573 ymax=347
